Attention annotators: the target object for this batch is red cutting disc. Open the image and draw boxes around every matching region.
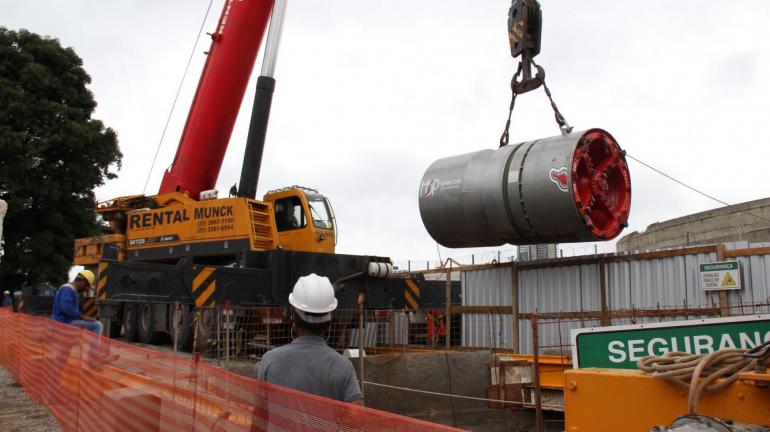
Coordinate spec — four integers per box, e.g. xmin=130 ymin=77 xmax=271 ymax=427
xmin=571 ymin=129 xmax=632 ymax=240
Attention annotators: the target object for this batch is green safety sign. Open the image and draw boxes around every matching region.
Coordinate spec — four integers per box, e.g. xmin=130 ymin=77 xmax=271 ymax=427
xmin=570 ymin=315 xmax=770 ymax=369
xmin=699 ymin=260 xmax=741 ymax=291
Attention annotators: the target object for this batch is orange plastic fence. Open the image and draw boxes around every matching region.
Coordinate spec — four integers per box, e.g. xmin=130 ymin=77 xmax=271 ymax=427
xmin=0 ymin=309 xmax=462 ymax=432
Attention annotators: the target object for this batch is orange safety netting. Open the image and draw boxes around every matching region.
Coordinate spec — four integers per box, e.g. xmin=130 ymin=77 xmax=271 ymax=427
xmin=0 ymin=309 xmax=462 ymax=432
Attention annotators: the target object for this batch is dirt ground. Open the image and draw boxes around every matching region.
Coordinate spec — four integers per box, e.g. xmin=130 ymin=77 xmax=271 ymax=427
xmin=0 ymin=366 xmax=61 ymax=432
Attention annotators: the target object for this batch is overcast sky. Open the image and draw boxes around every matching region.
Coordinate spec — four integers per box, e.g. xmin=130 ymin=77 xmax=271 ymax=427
xmin=3 ymin=1 xmax=769 ymax=267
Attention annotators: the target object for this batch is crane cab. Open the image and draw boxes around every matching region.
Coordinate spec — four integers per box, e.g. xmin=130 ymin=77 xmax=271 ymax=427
xmin=264 ymin=186 xmax=336 ymax=254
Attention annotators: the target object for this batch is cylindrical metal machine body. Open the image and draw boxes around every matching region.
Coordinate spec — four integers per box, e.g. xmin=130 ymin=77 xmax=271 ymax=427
xmin=159 ymin=0 xmax=274 ymax=198
xmin=419 ymin=129 xmax=631 ymax=247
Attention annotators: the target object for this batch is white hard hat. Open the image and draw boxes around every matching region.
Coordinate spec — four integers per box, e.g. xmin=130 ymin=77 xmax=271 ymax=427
xmin=3 ymin=290 xmax=9 ymax=295
xmin=288 ymin=274 xmax=337 ymax=323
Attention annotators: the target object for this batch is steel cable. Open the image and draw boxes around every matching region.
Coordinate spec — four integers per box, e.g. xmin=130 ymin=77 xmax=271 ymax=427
xmin=626 ymin=153 xmax=770 ymax=224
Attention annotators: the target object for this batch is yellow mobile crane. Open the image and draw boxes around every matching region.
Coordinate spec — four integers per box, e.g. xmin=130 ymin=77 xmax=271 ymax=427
xmin=65 ymin=0 xmax=456 ymax=348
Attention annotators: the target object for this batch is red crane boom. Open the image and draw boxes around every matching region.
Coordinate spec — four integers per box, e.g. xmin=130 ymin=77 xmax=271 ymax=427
xmin=159 ymin=0 xmax=274 ymax=198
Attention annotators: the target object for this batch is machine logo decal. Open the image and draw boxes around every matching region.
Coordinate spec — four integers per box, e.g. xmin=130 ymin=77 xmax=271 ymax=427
xmin=549 ymin=167 xmax=569 ymax=192
xmin=129 ymin=205 xmax=234 ymax=230
xmin=421 ymin=178 xmax=462 ymax=197
xmin=421 ymin=179 xmax=441 ymax=197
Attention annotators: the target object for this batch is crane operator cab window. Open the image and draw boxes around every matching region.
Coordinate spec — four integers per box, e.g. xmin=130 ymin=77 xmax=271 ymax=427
xmin=275 ymin=196 xmax=306 ymax=231
xmin=306 ymin=193 xmax=334 ymax=230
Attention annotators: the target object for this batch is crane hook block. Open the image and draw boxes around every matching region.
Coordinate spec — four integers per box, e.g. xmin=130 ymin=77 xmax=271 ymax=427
xmin=508 ymin=0 xmax=542 ymax=58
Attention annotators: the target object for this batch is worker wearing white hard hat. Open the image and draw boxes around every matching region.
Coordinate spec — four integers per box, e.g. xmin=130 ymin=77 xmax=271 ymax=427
xmin=258 ymin=274 xmax=363 ymax=405
xmin=1 ymin=290 xmax=11 ymax=307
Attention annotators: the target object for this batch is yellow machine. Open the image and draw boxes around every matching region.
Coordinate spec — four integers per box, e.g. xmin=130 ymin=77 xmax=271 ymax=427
xmin=69 ymin=181 xmax=411 ymax=347
xmin=75 ymin=186 xmax=336 ymax=267
xmin=564 ymin=367 xmax=770 ymax=431
xmin=59 ymin=0 xmax=443 ymax=347
xmin=563 ymin=317 xmax=770 ymax=431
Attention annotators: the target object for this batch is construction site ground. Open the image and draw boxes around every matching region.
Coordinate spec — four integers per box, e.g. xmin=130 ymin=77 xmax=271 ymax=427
xmin=0 ymin=365 xmax=61 ymax=432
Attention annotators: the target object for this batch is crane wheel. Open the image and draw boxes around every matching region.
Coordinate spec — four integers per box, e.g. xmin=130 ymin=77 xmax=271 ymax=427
xmin=138 ymin=303 xmax=162 ymax=344
xmin=169 ymin=305 xmax=194 ymax=350
xmin=123 ymin=302 xmax=141 ymax=342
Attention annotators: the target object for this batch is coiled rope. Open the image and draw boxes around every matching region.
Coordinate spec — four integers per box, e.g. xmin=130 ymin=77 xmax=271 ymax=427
xmin=638 ymin=341 xmax=770 ymax=414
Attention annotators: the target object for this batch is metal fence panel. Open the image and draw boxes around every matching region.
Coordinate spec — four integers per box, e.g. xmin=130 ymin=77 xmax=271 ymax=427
xmin=518 ymin=268 xmax=538 ymax=313
xmin=349 ymin=322 xmax=379 ymax=348
xmin=579 ymin=264 xmax=601 ymax=311
xmin=461 ymin=268 xmax=514 ymax=348
xmin=607 ymin=260 xmax=631 ymax=310
xmin=683 ymin=252 xmax=715 ymax=307
xmin=458 ymin=243 xmax=770 ymax=354
xmin=529 ymin=266 xmax=583 ymax=313
xmin=461 ymin=268 xmax=513 ymax=306
xmin=631 ymin=257 xmax=687 ymax=309
xmin=747 ymin=254 xmax=770 ymax=311
xmin=462 ymin=313 xmax=513 ymax=349
xmin=388 ymin=310 xmax=409 ymax=345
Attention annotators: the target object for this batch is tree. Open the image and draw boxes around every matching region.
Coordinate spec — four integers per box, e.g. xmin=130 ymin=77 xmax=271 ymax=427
xmin=0 ymin=28 xmax=122 ymax=289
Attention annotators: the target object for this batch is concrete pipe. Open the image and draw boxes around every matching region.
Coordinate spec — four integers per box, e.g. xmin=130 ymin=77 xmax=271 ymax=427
xmin=418 ymin=129 xmax=631 ymax=248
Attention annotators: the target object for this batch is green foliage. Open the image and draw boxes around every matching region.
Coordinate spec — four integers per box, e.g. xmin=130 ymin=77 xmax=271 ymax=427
xmin=0 ymin=28 xmax=122 ymax=289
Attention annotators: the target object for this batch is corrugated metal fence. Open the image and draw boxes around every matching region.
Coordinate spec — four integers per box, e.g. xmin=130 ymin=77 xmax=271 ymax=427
xmin=460 ymin=242 xmax=770 ymax=354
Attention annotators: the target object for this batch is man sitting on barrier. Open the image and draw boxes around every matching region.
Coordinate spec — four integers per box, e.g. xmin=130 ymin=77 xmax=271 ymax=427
xmin=50 ymin=270 xmax=117 ymax=370
xmin=258 ymin=274 xmax=364 ymax=405
xmin=51 ymin=270 xmax=102 ymax=334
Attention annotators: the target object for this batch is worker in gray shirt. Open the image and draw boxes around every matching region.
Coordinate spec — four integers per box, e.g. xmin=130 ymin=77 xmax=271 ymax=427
xmin=258 ymin=274 xmax=363 ymax=405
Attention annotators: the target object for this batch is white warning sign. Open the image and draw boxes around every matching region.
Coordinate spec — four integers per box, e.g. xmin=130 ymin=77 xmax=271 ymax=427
xmin=699 ymin=261 xmax=742 ymax=291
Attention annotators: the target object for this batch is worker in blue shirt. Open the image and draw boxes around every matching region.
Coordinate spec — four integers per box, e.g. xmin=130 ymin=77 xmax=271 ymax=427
xmin=1 ymin=290 xmax=12 ymax=307
xmin=50 ymin=269 xmax=117 ymax=374
xmin=51 ymin=270 xmax=102 ymax=335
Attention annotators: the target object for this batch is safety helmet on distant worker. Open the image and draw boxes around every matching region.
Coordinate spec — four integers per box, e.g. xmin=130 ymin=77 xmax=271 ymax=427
xmin=76 ymin=269 xmax=96 ymax=286
xmin=3 ymin=290 xmax=9 ymax=295
xmin=288 ymin=274 xmax=337 ymax=323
